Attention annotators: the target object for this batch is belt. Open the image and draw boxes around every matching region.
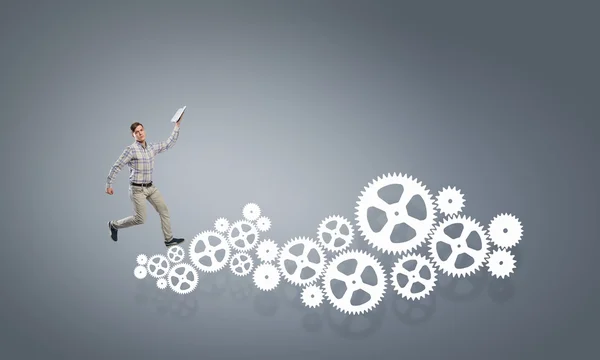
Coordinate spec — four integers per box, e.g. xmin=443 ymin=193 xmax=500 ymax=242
xmin=131 ymin=182 xmax=153 ymax=187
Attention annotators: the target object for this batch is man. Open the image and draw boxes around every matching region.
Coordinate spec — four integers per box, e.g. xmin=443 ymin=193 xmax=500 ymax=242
xmin=106 ymin=113 xmax=185 ymax=247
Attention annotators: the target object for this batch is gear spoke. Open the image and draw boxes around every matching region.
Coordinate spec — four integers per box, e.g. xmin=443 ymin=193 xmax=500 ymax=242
xmin=372 ymin=196 xmax=393 ymax=214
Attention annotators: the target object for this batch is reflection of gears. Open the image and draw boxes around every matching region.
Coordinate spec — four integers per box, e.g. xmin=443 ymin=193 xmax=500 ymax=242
xmin=256 ymin=216 xmax=271 ymax=232
xmin=488 ymin=213 xmax=523 ymax=249
xmin=278 ymin=237 xmax=327 ymax=287
xmin=355 ymin=172 xmax=437 ymax=256
xmin=146 ymin=255 xmax=170 ymax=278
xmin=167 ymin=245 xmax=185 ymax=263
xmin=435 ymin=186 xmax=465 ymax=217
xmin=134 ymin=265 xmax=147 ymax=279
xmin=393 ymin=294 xmax=436 ymax=325
xmin=189 ymin=231 xmax=231 ymax=273
xmin=486 ymin=249 xmax=516 ymax=278
xmin=322 ymin=250 xmax=387 ymax=315
xmin=230 ymin=252 xmax=254 ymax=276
xmin=428 ymin=214 xmax=491 ymax=278
xmin=167 ymin=263 xmax=199 ymax=295
xmin=256 ymin=239 xmax=279 ymax=263
xmin=253 ymin=263 xmax=280 ymax=291
xmin=391 ymin=254 xmax=437 ymax=300
xmin=301 ymin=285 xmax=324 ymax=308
xmin=137 ymin=254 xmax=148 ymax=266
xmin=228 ymin=220 xmax=260 ymax=252
xmin=214 ymin=217 xmax=230 ymax=233
xmin=317 ymin=215 xmax=354 ymax=253
xmin=243 ymin=203 xmax=261 ymax=221
xmin=157 ymin=278 xmax=167 ymax=289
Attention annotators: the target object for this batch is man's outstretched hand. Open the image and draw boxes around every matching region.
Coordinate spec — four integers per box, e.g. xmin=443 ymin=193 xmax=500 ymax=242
xmin=176 ymin=112 xmax=184 ymax=127
xmin=106 ymin=187 xmax=114 ymax=195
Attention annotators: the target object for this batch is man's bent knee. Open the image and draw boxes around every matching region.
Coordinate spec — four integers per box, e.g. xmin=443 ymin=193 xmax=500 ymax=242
xmin=133 ymin=216 xmax=145 ymax=225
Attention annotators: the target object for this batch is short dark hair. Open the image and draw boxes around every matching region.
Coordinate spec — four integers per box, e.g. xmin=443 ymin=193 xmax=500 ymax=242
xmin=130 ymin=122 xmax=143 ymax=133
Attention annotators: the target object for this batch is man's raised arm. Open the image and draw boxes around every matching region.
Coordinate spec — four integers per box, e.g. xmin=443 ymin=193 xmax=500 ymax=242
xmin=106 ymin=146 xmax=133 ymax=190
xmin=153 ymin=125 xmax=181 ymax=155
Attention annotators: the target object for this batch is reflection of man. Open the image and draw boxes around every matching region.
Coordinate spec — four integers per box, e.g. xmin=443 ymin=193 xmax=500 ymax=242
xmin=105 ymin=113 xmax=185 ymax=247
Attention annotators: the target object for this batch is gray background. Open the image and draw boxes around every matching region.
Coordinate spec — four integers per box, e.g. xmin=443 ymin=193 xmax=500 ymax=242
xmin=1 ymin=0 xmax=597 ymax=359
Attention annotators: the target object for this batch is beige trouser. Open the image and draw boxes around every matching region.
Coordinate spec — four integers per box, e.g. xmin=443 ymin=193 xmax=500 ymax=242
xmin=112 ymin=185 xmax=173 ymax=242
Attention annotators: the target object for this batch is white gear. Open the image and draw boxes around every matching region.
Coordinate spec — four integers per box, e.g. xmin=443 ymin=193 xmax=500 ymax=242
xmin=156 ymin=278 xmax=167 ymax=290
xmin=146 ymin=254 xmax=170 ymax=278
xmin=390 ymin=254 xmax=437 ymax=300
xmin=167 ymin=245 xmax=185 ymax=263
xmin=317 ymin=215 xmax=354 ymax=253
xmin=488 ymin=213 xmax=523 ymax=249
xmin=253 ymin=263 xmax=280 ymax=291
xmin=355 ymin=172 xmax=437 ymax=256
xmin=255 ymin=239 xmax=279 ymax=263
xmin=322 ymin=249 xmax=387 ymax=315
xmin=167 ymin=262 xmax=199 ymax=295
xmin=229 ymin=252 xmax=254 ymax=276
xmin=427 ymin=214 xmax=491 ymax=278
xmin=435 ymin=186 xmax=465 ymax=217
xmin=255 ymin=216 xmax=271 ymax=232
xmin=227 ymin=220 xmax=260 ymax=252
xmin=136 ymin=254 xmax=148 ymax=266
xmin=134 ymin=265 xmax=147 ymax=279
xmin=301 ymin=285 xmax=324 ymax=308
xmin=214 ymin=217 xmax=230 ymax=233
xmin=486 ymin=249 xmax=516 ymax=278
xmin=278 ymin=237 xmax=327 ymax=287
xmin=188 ymin=231 xmax=232 ymax=273
xmin=242 ymin=203 xmax=261 ymax=221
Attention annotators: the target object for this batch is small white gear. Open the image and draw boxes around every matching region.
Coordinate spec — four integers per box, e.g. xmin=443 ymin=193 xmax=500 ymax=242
xmin=156 ymin=278 xmax=167 ymax=290
xmin=278 ymin=237 xmax=327 ymax=287
xmin=427 ymin=214 xmax=491 ymax=278
xmin=355 ymin=172 xmax=438 ymax=256
xmin=435 ymin=186 xmax=465 ymax=217
xmin=255 ymin=216 xmax=271 ymax=232
xmin=390 ymin=254 xmax=437 ymax=300
xmin=242 ymin=203 xmax=261 ymax=221
xmin=134 ymin=265 xmax=147 ymax=279
xmin=486 ymin=249 xmax=516 ymax=278
xmin=146 ymin=254 xmax=170 ymax=278
xmin=227 ymin=220 xmax=260 ymax=252
xmin=167 ymin=245 xmax=185 ymax=263
xmin=317 ymin=215 xmax=354 ymax=253
xmin=167 ymin=262 xmax=199 ymax=295
xmin=255 ymin=239 xmax=279 ymax=263
xmin=229 ymin=252 xmax=254 ymax=276
xmin=253 ymin=263 xmax=280 ymax=291
xmin=188 ymin=231 xmax=232 ymax=273
xmin=488 ymin=213 xmax=523 ymax=249
xmin=322 ymin=249 xmax=387 ymax=315
xmin=136 ymin=254 xmax=148 ymax=266
xmin=301 ymin=285 xmax=324 ymax=308
xmin=214 ymin=217 xmax=230 ymax=233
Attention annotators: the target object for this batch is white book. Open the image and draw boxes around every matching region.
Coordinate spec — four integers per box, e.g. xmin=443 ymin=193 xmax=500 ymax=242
xmin=170 ymin=106 xmax=186 ymax=123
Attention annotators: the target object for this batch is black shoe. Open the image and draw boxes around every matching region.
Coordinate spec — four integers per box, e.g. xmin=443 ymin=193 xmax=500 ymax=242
xmin=108 ymin=221 xmax=118 ymax=241
xmin=165 ymin=237 xmax=184 ymax=247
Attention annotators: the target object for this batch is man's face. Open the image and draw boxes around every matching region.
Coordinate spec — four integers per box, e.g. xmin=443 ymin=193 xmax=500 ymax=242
xmin=132 ymin=125 xmax=145 ymax=142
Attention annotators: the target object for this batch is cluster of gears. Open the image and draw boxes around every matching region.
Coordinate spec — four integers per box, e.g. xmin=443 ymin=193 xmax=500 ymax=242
xmin=132 ymin=172 xmax=523 ymax=315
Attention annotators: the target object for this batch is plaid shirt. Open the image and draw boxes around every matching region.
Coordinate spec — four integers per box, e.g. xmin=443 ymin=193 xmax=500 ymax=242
xmin=106 ymin=126 xmax=180 ymax=189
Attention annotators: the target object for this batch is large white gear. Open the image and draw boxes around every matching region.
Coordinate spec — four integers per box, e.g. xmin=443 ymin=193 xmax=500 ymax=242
xmin=301 ymin=285 xmax=324 ymax=308
xmin=255 ymin=216 xmax=271 ymax=232
xmin=322 ymin=249 xmax=387 ymax=315
xmin=486 ymin=249 xmax=516 ymax=278
xmin=156 ymin=278 xmax=167 ymax=290
xmin=167 ymin=262 xmax=199 ymax=295
xmin=317 ymin=215 xmax=354 ymax=253
xmin=229 ymin=252 xmax=254 ymax=276
xmin=355 ymin=172 xmax=438 ymax=256
xmin=487 ymin=213 xmax=523 ymax=249
xmin=214 ymin=217 xmax=230 ymax=233
xmin=255 ymin=239 xmax=279 ymax=263
xmin=136 ymin=254 xmax=148 ymax=266
xmin=253 ymin=263 xmax=280 ymax=291
xmin=134 ymin=265 xmax=147 ymax=279
xmin=167 ymin=245 xmax=185 ymax=263
xmin=390 ymin=254 xmax=437 ymax=300
xmin=427 ymin=214 xmax=491 ymax=278
xmin=188 ymin=231 xmax=232 ymax=273
xmin=146 ymin=254 xmax=170 ymax=278
xmin=278 ymin=237 xmax=327 ymax=287
xmin=242 ymin=203 xmax=261 ymax=221
xmin=435 ymin=186 xmax=465 ymax=217
xmin=227 ymin=220 xmax=260 ymax=252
